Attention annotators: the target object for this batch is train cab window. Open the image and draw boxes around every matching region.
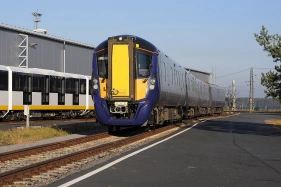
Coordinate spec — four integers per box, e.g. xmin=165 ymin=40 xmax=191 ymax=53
xmin=50 ymin=76 xmax=58 ymax=93
xmin=80 ymin=79 xmax=86 ymax=94
xmin=33 ymin=74 xmax=43 ymax=92
xmin=137 ymin=53 xmax=151 ymax=78
xmin=97 ymin=55 xmax=108 ymax=78
xmin=0 ymin=71 xmax=8 ymax=91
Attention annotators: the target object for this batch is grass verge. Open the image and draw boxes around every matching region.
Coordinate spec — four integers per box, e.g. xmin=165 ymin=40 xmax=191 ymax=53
xmin=264 ymin=119 xmax=281 ymax=132
xmin=264 ymin=119 xmax=281 ymax=126
xmin=0 ymin=126 xmax=69 ymax=146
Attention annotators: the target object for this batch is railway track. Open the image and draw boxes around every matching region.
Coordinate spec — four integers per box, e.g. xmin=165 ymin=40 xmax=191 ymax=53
xmin=0 ymin=117 xmax=97 ymax=125
xmin=0 ymin=124 xmax=182 ymax=186
xmin=0 ymin=132 xmax=110 ymax=163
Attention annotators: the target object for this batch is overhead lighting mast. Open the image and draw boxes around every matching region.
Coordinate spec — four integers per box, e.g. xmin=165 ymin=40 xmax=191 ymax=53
xmin=32 ymin=10 xmax=42 ymax=30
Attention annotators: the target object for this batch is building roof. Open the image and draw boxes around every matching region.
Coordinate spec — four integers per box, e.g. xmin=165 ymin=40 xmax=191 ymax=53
xmin=0 ymin=23 xmax=95 ymax=49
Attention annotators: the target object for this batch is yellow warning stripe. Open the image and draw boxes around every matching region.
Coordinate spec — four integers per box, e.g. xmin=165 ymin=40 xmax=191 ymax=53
xmin=7 ymin=106 xmax=95 ymax=111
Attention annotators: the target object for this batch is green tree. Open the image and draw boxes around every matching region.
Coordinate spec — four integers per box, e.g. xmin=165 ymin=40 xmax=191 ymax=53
xmin=254 ymin=26 xmax=281 ymax=102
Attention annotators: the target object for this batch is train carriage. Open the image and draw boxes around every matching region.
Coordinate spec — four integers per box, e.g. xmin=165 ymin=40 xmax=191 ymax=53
xmin=0 ymin=65 xmax=94 ymax=120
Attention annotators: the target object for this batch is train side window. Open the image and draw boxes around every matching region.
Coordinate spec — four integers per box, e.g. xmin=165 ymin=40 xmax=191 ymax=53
xmin=66 ymin=78 xmax=72 ymax=94
xmin=89 ymin=80 xmax=91 ymax=95
xmin=0 ymin=70 xmax=8 ymax=91
xmin=80 ymin=79 xmax=86 ymax=94
xmin=73 ymin=79 xmax=79 ymax=95
xmin=136 ymin=53 xmax=151 ymax=78
xmin=58 ymin=77 xmax=65 ymax=105
xmin=50 ymin=76 xmax=58 ymax=93
xmin=97 ymin=54 xmax=108 ymax=78
xmin=73 ymin=78 xmax=79 ymax=105
xmin=12 ymin=72 xmax=23 ymax=91
xmin=32 ymin=74 xmax=43 ymax=92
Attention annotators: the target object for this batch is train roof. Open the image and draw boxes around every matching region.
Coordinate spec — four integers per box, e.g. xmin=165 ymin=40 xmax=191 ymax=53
xmin=94 ymin=35 xmax=156 ymax=53
xmin=0 ymin=65 xmax=88 ymax=79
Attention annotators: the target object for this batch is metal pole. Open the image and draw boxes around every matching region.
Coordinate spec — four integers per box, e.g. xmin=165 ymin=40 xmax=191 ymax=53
xmin=232 ymin=80 xmax=236 ymax=111
xmin=249 ymin=68 xmax=253 ymax=113
xmin=24 ymin=105 xmax=30 ymax=128
xmin=63 ymin=41 xmax=66 ymax=72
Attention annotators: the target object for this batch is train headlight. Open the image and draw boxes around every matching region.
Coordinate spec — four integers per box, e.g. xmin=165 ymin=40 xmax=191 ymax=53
xmin=93 ymin=78 xmax=98 ymax=84
xmin=148 ymin=77 xmax=156 ymax=91
xmin=150 ymin=78 xmax=156 ymax=85
xmin=92 ymin=78 xmax=99 ymax=90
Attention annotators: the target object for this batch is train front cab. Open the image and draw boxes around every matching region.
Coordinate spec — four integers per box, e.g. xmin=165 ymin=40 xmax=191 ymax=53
xmin=92 ymin=36 xmax=159 ymax=131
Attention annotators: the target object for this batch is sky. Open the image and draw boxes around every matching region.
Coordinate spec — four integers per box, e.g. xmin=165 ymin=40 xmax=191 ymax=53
xmin=1 ymin=0 xmax=281 ymax=97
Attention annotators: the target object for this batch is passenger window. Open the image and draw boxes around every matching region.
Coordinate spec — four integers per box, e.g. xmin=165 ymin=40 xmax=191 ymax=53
xmin=73 ymin=79 xmax=79 ymax=95
xmin=12 ymin=72 xmax=23 ymax=91
xmin=137 ymin=53 xmax=151 ymax=78
xmin=97 ymin=54 xmax=108 ymax=78
xmin=50 ymin=76 xmax=58 ymax=93
xmin=89 ymin=80 xmax=91 ymax=95
xmin=0 ymin=70 xmax=8 ymax=91
xmin=80 ymin=79 xmax=86 ymax=94
xmin=66 ymin=78 xmax=72 ymax=94
xmin=33 ymin=74 xmax=43 ymax=92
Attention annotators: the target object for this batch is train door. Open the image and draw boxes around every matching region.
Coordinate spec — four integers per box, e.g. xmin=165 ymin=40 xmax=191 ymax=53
xmin=23 ymin=74 xmax=32 ymax=105
xmin=58 ymin=77 xmax=65 ymax=105
xmin=107 ymin=36 xmax=135 ymax=101
xmin=42 ymin=76 xmax=49 ymax=105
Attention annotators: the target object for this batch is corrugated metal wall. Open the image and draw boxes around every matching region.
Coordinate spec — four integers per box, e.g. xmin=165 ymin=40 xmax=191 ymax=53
xmin=28 ymin=35 xmax=64 ymax=71
xmin=0 ymin=26 xmax=94 ymax=76
xmin=0 ymin=28 xmax=19 ymax=66
xmin=65 ymin=44 xmax=93 ymax=75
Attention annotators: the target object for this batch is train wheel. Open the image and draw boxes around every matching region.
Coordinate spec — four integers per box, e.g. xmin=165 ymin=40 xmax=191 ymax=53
xmin=145 ymin=124 xmax=150 ymax=132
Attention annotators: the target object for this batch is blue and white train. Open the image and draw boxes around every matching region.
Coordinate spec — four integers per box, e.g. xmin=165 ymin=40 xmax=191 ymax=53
xmin=91 ymin=35 xmax=225 ymax=132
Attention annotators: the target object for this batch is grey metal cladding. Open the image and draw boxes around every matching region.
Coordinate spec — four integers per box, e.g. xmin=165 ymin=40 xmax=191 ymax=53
xmin=28 ymin=35 xmax=63 ymax=71
xmin=65 ymin=44 xmax=93 ymax=75
xmin=0 ymin=28 xmax=19 ymax=66
xmin=0 ymin=24 xmax=95 ymax=76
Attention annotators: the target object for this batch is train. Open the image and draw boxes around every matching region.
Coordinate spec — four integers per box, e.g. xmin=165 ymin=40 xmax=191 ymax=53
xmin=0 ymin=65 xmax=94 ymax=121
xmin=91 ymin=35 xmax=226 ymax=133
